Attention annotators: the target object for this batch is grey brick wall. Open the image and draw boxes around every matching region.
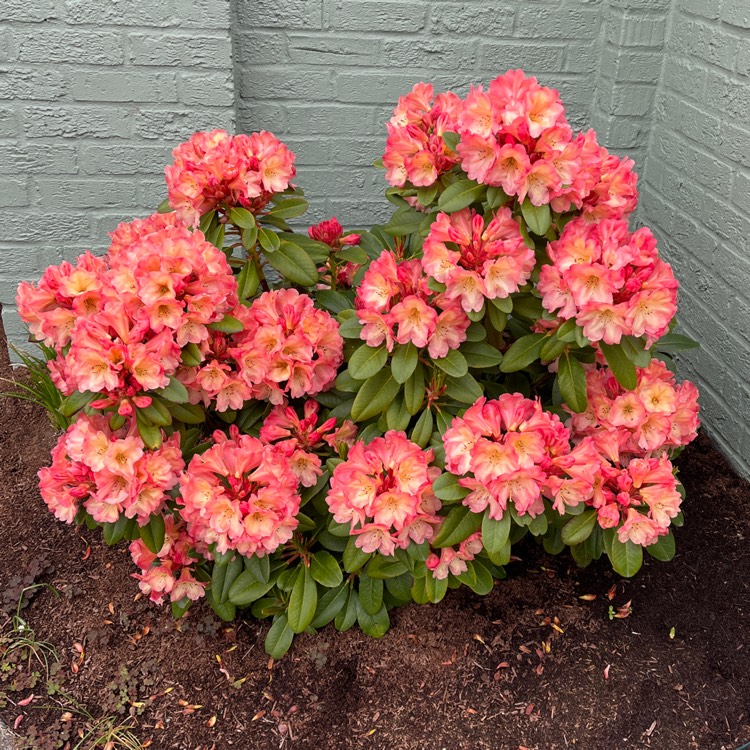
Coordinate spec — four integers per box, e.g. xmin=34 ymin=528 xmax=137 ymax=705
xmin=235 ymin=0 xmax=608 ymax=227
xmin=2 ymin=0 xmax=748 ymax=476
xmin=639 ymin=0 xmax=750 ymax=477
xmin=0 ymin=0 xmax=236 ymax=344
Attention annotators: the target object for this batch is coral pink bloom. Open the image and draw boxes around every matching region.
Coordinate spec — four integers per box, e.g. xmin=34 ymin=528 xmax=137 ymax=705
xmin=428 ymin=306 xmax=470 ymax=359
xmin=455 ymin=133 xmax=499 ymax=183
xmin=422 ymin=207 xmax=532 ymax=313
xmin=484 ymin=143 xmax=530 ymax=196
xmin=617 ymin=508 xmax=662 ymax=546
xmin=518 ymin=159 xmax=561 ymax=206
xmin=178 ymin=426 xmax=300 ymax=557
xmin=577 ymin=303 xmax=627 ymax=344
xmin=327 ymin=432 xmax=440 ymax=555
xmin=460 ymin=86 xmax=496 ymax=138
xmin=390 ymin=295 xmax=438 ymax=348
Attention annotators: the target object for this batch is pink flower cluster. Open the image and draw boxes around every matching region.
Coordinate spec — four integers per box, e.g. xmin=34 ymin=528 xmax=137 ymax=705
xmin=382 ymin=73 xmax=638 ymax=220
xmin=538 ymin=218 xmax=678 ymax=345
xmin=326 ymin=431 xmax=442 ymax=556
xmin=259 ymin=400 xmax=357 ymax=487
xmin=456 ymin=72 xmax=637 ymax=216
xmin=443 ymin=394 xmax=571 ymax=519
xmin=552 ymin=437 xmax=682 ymax=545
xmin=165 ymin=129 xmax=296 ymax=227
xmin=422 ymin=207 xmax=535 ymax=313
xmin=179 ymin=289 xmax=343 ymax=407
xmin=569 ymin=359 xmax=700 ymax=457
xmin=38 ymin=414 xmax=183 ymax=526
xmin=130 ymin=516 xmax=206 ymax=605
xmin=426 ymin=533 xmax=482 ymax=580
xmin=309 ymin=217 xmax=363 ymax=289
xmin=383 ymin=83 xmax=463 ymax=188
xmin=17 ymin=214 xmax=237 ymax=407
xmin=178 ymin=426 xmax=301 ymax=557
xmin=355 ymin=251 xmax=470 ymax=358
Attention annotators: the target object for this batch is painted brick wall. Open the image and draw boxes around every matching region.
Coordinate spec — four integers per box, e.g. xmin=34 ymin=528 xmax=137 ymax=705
xmin=2 ymin=0 xmax=748 ymax=475
xmin=639 ymin=0 xmax=750 ymax=477
xmin=0 ymin=0 xmax=236 ymax=345
xmin=235 ymin=0 xmax=610 ymax=227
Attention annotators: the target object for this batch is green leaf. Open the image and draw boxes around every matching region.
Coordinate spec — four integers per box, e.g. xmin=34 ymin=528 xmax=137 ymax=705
xmin=140 ymin=513 xmax=166 ymax=554
xmin=206 ymin=586 xmax=236 ymax=622
xmin=391 ymin=343 xmax=418 ymax=384
xmin=366 ymin=555 xmax=408 ymax=580
xmin=417 ymin=183 xmax=439 ymax=207
xmin=349 ymin=344 xmax=388 ymax=381
xmin=337 ymin=245 xmax=368 ymax=264
xmin=258 ymin=226 xmax=281 ymax=254
xmin=557 ymin=351 xmax=588 ymax=413
xmin=561 ymin=509 xmax=598 ymax=546
xmin=343 ymin=536 xmax=371 ymax=573
xmin=432 ymin=505 xmax=482 ymax=548
xmin=599 ymin=342 xmax=637 ymax=390
xmin=288 ymin=566 xmax=318 ymax=633
xmin=466 ymin=560 xmax=494 ymax=595
xmin=424 ymin=573 xmax=449 ymax=603
xmin=157 ymin=198 xmax=173 ymax=214
xmin=102 ymin=514 xmax=129 ymax=546
xmin=244 ymin=554 xmax=270 ymax=583
xmin=486 ymin=185 xmax=509 ymax=209
xmin=266 ymin=197 xmax=309 ymax=220
xmin=154 ymin=376 xmax=190 ymax=404
xmin=460 ymin=341 xmax=503 ymax=369
xmin=236 ymin=260 xmax=260 ymax=301
xmin=499 ymin=333 xmax=546 ymax=373
xmin=432 ymin=472 xmax=470 ymax=503
xmin=59 ymin=390 xmax=95 ymax=417
xmin=265 ymin=615 xmax=294 ymax=659
xmin=310 ymin=551 xmax=344 ymax=588
xmin=180 ymin=342 xmax=203 ymax=367
xmin=404 ymin=363 xmax=425 ymax=415
xmin=556 ymin=319 xmax=578 ymax=342
xmin=410 ymin=408 xmax=433 ymax=448
xmin=652 ymin=332 xmax=699 ymax=353
xmin=356 ymin=600 xmax=390 ymax=638
xmin=441 ymin=131 xmax=460 ymax=151
xmin=645 ymin=531 xmax=675 ymax=562
xmin=620 ymin=335 xmax=651 ymax=368
xmin=481 ymin=510 xmax=511 ymax=560
xmin=166 ymin=401 xmax=206 ymax=425
xmin=316 ymin=289 xmax=353 ymax=314
xmin=338 ymin=314 xmax=364 ymax=339
xmin=227 ymin=207 xmax=257 ymax=229
xmin=241 ymin=225 xmax=258 ymax=250
xmin=221 ymin=555 xmax=243 ymax=603
xmin=445 ymin=372 xmax=484 ymax=404
xmin=265 ymin=241 xmax=318 ymax=286
xmin=384 ymin=205 xmax=425 ymax=236
xmin=520 ymin=198 xmax=551 ymax=236
xmin=385 ymin=392 xmax=410 ymax=432
xmin=310 ymin=584 xmax=348 ymax=629
xmin=608 ymin=536 xmax=644 ymax=577
xmin=540 ymin=335 xmax=568 ymax=362
xmin=437 ymin=179 xmax=485 ymax=213
xmin=350 ymin=369 xmax=400 ymax=421
xmin=334 ymin=588 xmax=359 ymax=631
xmin=228 ymin=570 xmax=275 ymax=606
xmin=433 ymin=348 xmax=468 ymax=377
xmin=385 ymin=571 xmax=413 ymax=601
xmin=207 ymin=314 xmax=244 ymax=334
xmin=358 ymin=573 xmax=383 ymax=615
xmin=491 ymin=294 xmax=514 ymax=314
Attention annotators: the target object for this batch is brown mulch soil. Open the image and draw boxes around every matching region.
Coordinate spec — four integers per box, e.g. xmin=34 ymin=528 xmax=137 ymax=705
xmin=0 ymin=351 xmax=748 ymax=749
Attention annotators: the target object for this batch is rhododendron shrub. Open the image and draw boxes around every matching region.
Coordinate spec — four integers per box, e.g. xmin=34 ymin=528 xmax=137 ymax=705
xmin=19 ymin=73 xmax=701 ymax=660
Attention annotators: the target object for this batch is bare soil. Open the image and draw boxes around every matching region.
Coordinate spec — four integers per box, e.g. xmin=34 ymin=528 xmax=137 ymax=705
xmin=0 ymin=338 xmax=748 ymax=749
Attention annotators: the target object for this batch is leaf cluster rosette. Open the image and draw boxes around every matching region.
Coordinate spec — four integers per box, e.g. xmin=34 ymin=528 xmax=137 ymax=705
xmin=19 ymin=70 xmax=701 ymax=658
